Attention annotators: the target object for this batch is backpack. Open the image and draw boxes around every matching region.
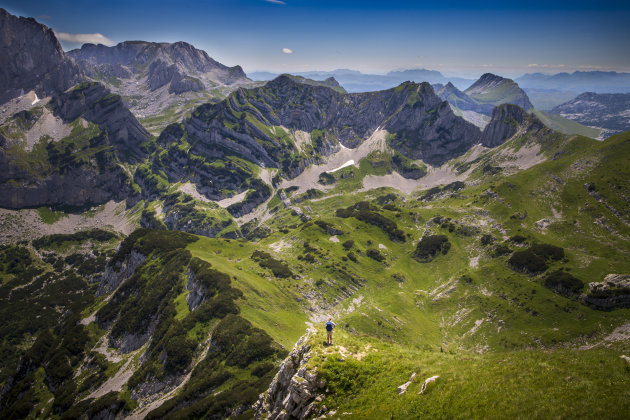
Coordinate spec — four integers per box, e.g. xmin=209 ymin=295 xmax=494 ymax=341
xmin=326 ymin=321 xmax=333 ymax=331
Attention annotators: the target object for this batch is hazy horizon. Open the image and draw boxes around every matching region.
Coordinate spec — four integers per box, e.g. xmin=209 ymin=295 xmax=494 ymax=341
xmin=3 ymin=0 xmax=630 ymax=79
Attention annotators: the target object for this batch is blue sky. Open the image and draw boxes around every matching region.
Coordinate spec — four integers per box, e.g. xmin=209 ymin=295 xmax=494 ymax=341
xmin=2 ymin=0 xmax=629 ymax=77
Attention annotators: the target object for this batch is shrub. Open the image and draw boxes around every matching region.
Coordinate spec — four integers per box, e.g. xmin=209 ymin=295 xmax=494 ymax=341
xmin=509 ymin=235 xmax=527 ymax=244
xmin=347 ymin=252 xmax=357 ymax=262
xmin=391 ymin=273 xmax=407 ymax=283
xmin=413 ymin=235 xmax=450 ymax=262
xmin=544 ymin=270 xmax=584 ymax=296
xmin=318 ymin=172 xmax=335 ymax=185
xmin=480 ymin=234 xmax=495 ymax=246
xmin=366 ymin=249 xmax=385 ymax=262
xmin=251 ymin=250 xmax=293 ymax=278
xmin=508 ymin=250 xmax=548 ymax=274
xmin=32 ymin=229 xmax=117 ymax=249
xmin=491 ymin=244 xmax=512 ymax=257
xmin=342 ymin=240 xmax=354 ymax=249
xmin=530 ymin=243 xmax=564 ymax=261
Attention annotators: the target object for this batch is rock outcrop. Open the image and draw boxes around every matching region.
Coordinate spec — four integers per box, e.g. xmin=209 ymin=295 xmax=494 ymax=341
xmin=254 ymin=329 xmax=324 ymax=420
xmin=96 ymin=250 xmax=146 ymax=296
xmin=480 ymin=104 xmax=546 ymax=147
xmin=0 ymin=8 xmax=82 ymax=104
xmin=584 ymin=274 xmax=630 ymax=309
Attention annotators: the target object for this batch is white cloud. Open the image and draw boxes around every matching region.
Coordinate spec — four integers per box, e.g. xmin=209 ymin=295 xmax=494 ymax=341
xmin=265 ymin=0 xmax=287 ymax=4
xmin=527 ymin=63 xmax=539 ymax=67
xmin=54 ymin=32 xmax=115 ymax=46
xmin=282 ymin=48 xmax=293 ymax=54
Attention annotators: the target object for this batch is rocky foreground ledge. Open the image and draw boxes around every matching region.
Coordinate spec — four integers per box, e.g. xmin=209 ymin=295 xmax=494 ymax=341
xmin=254 ymin=327 xmax=325 ymax=420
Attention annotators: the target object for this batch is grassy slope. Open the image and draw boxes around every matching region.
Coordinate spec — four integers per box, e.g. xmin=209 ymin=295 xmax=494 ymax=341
xmin=188 ymin=238 xmax=308 ymax=349
xmin=533 ymin=109 xmax=602 ymax=138
xmin=466 ymin=81 xmax=524 ymax=105
xmin=208 ymin=129 xmax=630 ymax=417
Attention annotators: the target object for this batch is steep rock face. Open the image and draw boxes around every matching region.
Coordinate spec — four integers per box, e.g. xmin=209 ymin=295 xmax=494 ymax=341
xmin=160 ymin=76 xmax=481 ymax=185
xmin=0 ymin=82 xmax=149 ymax=209
xmin=465 ymin=73 xmax=534 ymax=111
xmin=0 ymin=8 xmax=82 ymax=104
xmin=480 ymin=104 xmax=545 ymax=147
xmin=584 ymin=274 xmax=630 ymax=309
xmin=68 ymin=40 xmax=249 ymax=91
xmin=551 ymin=92 xmax=630 ymax=135
xmin=254 ymin=330 xmax=323 ymax=420
xmin=96 ymin=250 xmax=147 ymax=296
xmin=52 ymin=82 xmax=150 ymax=162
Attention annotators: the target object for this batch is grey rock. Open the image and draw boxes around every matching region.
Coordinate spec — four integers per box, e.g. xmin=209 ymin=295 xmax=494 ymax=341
xmin=254 ymin=330 xmax=324 ymax=420
xmin=51 ymin=82 xmax=150 ymax=163
xmin=96 ymin=250 xmax=146 ymax=296
xmin=584 ymin=274 xmax=630 ymax=309
xmin=68 ymin=40 xmax=249 ymax=89
xmin=0 ymin=81 xmax=150 ymax=209
xmin=436 ymin=82 xmax=494 ymax=116
xmin=480 ymin=104 xmax=545 ymax=147
xmin=0 ymin=8 xmax=82 ymax=104
xmin=186 ymin=268 xmax=207 ymax=311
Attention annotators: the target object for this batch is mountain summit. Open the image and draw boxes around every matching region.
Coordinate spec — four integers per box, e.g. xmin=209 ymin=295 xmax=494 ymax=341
xmin=68 ymin=41 xmax=248 ymax=91
xmin=464 ymin=73 xmax=534 ymax=111
xmin=0 ymin=8 xmax=82 ymax=103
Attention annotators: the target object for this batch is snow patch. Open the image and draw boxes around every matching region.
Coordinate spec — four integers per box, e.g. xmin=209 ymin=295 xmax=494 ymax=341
xmin=327 ymin=159 xmax=355 ymax=173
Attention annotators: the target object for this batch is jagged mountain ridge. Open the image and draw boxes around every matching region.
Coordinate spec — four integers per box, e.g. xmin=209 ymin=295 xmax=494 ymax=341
xmin=68 ymin=40 xmax=253 ymax=134
xmin=436 ymin=82 xmax=494 ymax=115
xmin=158 ymin=75 xmax=482 ymax=172
xmin=0 ymin=10 xmax=151 ymax=210
xmin=68 ymin=41 xmax=249 ymax=92
xmin=0 ymin=8 xmax=82 ymax=104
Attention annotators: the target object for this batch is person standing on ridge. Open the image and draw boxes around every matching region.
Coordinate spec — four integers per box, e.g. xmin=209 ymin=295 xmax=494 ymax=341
xmin=325 ymin=318 xmax=336 ymax=345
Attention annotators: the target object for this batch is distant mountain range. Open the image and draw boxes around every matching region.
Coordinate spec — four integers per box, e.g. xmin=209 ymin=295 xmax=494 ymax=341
xmin=551 ymin=92 xmax=630 ymax=137
xmin=248 ymin=69 xmax=474 ymax=93
xmin=516 ymin=71 xmax=630 ymax=93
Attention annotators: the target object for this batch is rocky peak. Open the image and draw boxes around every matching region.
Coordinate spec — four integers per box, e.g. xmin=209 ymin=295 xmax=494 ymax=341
xmin=465 ymin=73 xmax=534 ymax=111
xmin=466 ymin=73 xmax=505 ymax=91
xmin=0 ymin=8 xmax=82 ymax=103
xmin=480 ymin=104 xmax=545 ymax=147
xmin=68 ymin=40 xmax=248 ymax=86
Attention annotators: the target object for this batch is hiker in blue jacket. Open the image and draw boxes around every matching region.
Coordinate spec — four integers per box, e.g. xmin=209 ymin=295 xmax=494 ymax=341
xmin=325 ymin=317 xmax=336 ymax=345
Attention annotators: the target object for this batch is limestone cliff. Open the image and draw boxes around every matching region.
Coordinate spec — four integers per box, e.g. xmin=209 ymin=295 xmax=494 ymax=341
xmin=0 ymin=8 xmax=82 ymax=104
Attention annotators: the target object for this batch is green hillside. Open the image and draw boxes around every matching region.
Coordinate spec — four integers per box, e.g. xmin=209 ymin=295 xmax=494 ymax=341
xmin=533 ymin=109 xmax=602 ymax=139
